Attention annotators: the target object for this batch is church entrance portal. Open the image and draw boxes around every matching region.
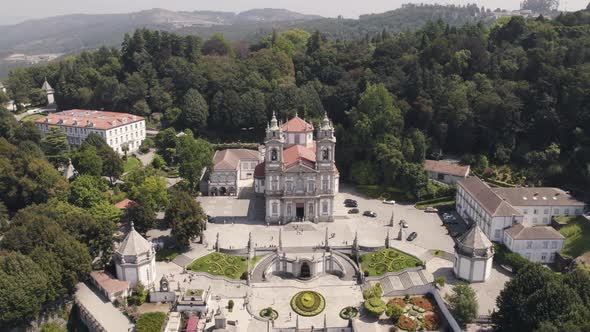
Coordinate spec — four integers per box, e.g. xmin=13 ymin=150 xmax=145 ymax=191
xmin=296 ymin=203 xmax=304 ymax=220
xmin=300 ymin=262 xmax=311 ymax=279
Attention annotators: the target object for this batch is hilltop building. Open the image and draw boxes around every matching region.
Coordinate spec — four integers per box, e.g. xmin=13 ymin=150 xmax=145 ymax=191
xmin=255 ymin=113 xmax=339 ymax=223
xmin=35 ymin=109 xmax=146 ymax=154
xmin=424 ymin=159 xmax=470 ymax=185
xmin=456 ymin=177 xmax=584 ymax=263
xmin=41 ymin=78 xmax=55 ymax=105
xmin=114 ymin=222 xmax=157 ymax=287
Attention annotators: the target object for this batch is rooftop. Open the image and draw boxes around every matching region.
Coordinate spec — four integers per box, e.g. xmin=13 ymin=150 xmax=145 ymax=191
xmin=281 ymin=116 xmax=313 ymax=132
xmin=456 ymin=225 xmax=494 ymax=257
xmin=283 ymin=144 xmax=316 ymax=166
xmin=505 ymin=223 xmax=565 ymax=240
xmin=458 ymin=177 xmax=522 ymax=217
xmin=213 ymin=149 xmax=260 ymax=171
xmin=114 ymin=198 xmax=136 ymax=210
xmin=116 ymin=224 xmax=152 ymax=257
xmin=424 ymin=159 xmax=470 ymax=177
xmin=89 ymin=271 xmax=129 ymax=295
xmin=75 ymin=283 xmax=133 ymax=332
xmin=492 ymin=187 xmax=585 ymax=207
xmin=36 ymin=110 xmax=144 ymax=130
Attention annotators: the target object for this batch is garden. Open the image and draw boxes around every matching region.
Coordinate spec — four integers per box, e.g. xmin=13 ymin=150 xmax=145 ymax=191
xmin=187 ymin=252 xmax=263 ymax=279
xmin=135 ymin=312 xmax=167 ymax=332
xmin=387 ymin=295 xmax=441 ymax=331
xmin=557 ymin=215 xmax=590 ymax=259
xmin=359 ymin=249 xmax=423 ymax=277
xmin=290 ymin=291 xmax=326 ymax=317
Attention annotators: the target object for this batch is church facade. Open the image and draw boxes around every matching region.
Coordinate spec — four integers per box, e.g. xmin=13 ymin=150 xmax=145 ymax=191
xmin=255 ymin=113 xmax=339 ymax=224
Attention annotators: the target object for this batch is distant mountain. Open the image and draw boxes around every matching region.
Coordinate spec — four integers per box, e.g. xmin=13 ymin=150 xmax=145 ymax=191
xmin=0 ymin=8 xmax=322 ymax=56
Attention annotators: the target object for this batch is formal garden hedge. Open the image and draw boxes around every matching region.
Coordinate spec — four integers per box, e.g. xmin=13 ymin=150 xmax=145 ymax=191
xmin=187 ymin=252 xmax=262 ymax=279
xmin=290 ymin=291 xmax=326 ymax=317
xmin=259 ymin=307 xmax=279 ymax=320
xmin=339 ymin=306 xmax=359 ymax=320
xmin=360 ymin=249 xmax=423 ymax=276
xmin=136 ymin=312 xmax=167 ymax=332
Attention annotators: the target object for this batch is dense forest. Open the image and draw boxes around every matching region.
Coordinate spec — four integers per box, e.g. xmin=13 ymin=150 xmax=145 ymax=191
xmin=3 ymin=7 xmax=590 ymax=199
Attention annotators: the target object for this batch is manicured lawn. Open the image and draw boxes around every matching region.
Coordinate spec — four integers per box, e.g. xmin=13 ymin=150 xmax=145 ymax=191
xmin=136 ymin=312 xmax=166 ymax=332
xmin=123 ymin=156 xmax=141 ymax=173
xmin=558 ymin=215 xmax=590 ymax=259
xmin=187 ymin=252 xmax=263 ymax=279
xmin=360 ymin=249 xmax=423 ymax=277
xmin=21 ymin=113 xmax=46 ymax=123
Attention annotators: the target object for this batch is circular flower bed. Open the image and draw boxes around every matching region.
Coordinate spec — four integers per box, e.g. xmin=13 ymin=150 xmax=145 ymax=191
xmin=387 ymin=298 xmax=407 ymax=307
xmin=290 ymin=291 xmax=326 ymax=317
xmin=424 ymin=313 xmax=440 ymax=330
xmin=410 ymin=296 xmax=434 ymax=312
xmin=397 ymin=316 xmax=417 ymax=331
xmin=339 ymin=306 xmax=359 ymax=320
xmin=259 ymin=307 xmax=279 ymax=320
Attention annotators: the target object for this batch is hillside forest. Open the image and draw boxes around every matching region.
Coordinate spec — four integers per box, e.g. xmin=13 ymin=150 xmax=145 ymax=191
xmin=3 ymin=7 xmax=590 ymax=199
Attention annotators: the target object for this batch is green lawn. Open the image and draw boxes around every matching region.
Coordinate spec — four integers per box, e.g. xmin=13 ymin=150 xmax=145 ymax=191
xmin=187 ymin=252 xmax=263 ymax=279
xmin=558 ymin=215 xmax=590 ymax=259
xmin=123 ymin=156 xmax=141 ymax=173
xmin=136 ymin=312 xmax=166 ymax=332
xmin=415 ymin=196 xmax=455 ymax=210
xmin=155 ymin=246 xmax=182 ymax=262
xmin=21 ymin=113 xmax=46 ymax=123
xmin=360 ymin=249 xmax=423 ymax=277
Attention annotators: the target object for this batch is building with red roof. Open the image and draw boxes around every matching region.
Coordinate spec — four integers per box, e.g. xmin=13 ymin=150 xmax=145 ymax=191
xmin=35 ymin=110 xmax=146 ymax=154
xmin=257 ymin=112 xmax=339 ymax=223
xmin=114 ymin=198 xmax=136 ymax=210
xmin=89 ymin=271 xmax=129 ymax=302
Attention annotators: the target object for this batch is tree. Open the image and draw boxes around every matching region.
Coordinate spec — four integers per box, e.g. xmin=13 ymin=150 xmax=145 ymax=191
xmin=165 ymin=190 xmax=205 ymax=246
xmin=130 ymin=175 xmax=168 ymax=210
xmin=0 ymin=252 xmax=48 ymax=327
xmin=40 ymin=127 xmax=70 ymax=170
xmin=102 ymin=148 xmax=124 ymax=183
xmin=181 ymin=89 xmax=208 ymax=132
xmin=127 ymin=200 xmax=156 ymax=234
xmin=175 ymin=133 xmax=213 ymax=193
xmin=447 ymin=284 xmax=478 ymax=326
xmin=202 ymin=33 xmax=232 ymax=56
xmin=69 ymin=175 xmax=108 ymax=208
xmin=72 ymin=145 xmax=103 ymax=176
xmin=151 ymin=154 xmax=166 ymax=169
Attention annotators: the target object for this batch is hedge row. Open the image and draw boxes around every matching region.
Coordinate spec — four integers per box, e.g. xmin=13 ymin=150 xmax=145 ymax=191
xmin=493 ymin=243 xmax=529 ymax=272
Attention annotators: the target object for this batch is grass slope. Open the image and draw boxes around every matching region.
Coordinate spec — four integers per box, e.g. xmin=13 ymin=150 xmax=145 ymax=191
xmin=558 ymin=215 xmax=590 ymax=258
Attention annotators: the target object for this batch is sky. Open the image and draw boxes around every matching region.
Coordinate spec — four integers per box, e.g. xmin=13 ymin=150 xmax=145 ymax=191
xmin=1 ymin=0 xmax=588 ymax=24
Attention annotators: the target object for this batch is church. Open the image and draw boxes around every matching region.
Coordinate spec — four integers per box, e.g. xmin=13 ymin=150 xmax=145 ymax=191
xmin=254 ymin=112 xmax=339 ymax=224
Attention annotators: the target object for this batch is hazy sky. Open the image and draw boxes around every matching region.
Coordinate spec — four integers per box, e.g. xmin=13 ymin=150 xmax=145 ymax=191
xmin=2 ymin=0 xmax=588 ymax=24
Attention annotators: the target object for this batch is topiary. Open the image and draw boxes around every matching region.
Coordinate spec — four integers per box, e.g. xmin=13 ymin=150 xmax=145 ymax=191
xmin=364 ymin=296 xmax=386 ymax=317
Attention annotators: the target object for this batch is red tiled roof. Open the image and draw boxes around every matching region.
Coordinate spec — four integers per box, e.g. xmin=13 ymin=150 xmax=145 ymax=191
xmin=186 ymin=316 xmax=199 ymax=332
xmin=90 ymin=271 xmax=129 ymax=295
xmin=283 ymin=144 xmax=316 ymax=166
xmin=213 ymin=149 xmax=260 ymax=171
xmin=281 ymin=116 xmax=313 ymax=132
xmin=254 ymin=162 xmax=265 ymax=177
xmin=36 ymin=110 xmax=144 ymax=130
xmin=115 ymin=198 xmax=136 ymax=210
xmin=424 ymin=159 xmax=470 ymax=177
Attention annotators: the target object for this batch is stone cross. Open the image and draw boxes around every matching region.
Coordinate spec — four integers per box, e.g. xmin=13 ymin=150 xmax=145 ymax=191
xmin=390 ymin=211 xmax=395 ymax=227
xmin=324 ymin=227 xmax=329 ymax=251
xmin=385 ymin=230 xmax=390 ymax=249
xmin=215 ymin=232 xmax=220 ymax=251
xmin=278 ymin=228 xmax=283 ymax=251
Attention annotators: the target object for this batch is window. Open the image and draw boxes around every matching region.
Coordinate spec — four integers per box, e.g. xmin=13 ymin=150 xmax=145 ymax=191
xmin=533 ymin=209 xmax=538 ymax=214
xmin=543 ymin=217 xmax=548 ymax=223
xmin=271 ymin=179 xmax=278 ymax=191
xmin=308 ymin=203 xmax=314 ymax=215
xmin=526 ymin=241 xmax=533 ymax=249
xmin=564 ymin=208 xmax=570 ymax=215
xmin=551 ymin=241 xmax=558 ymax=249
xmin=322 ymin=177 xmax=329 ymax=191
xmin=437 ymin=173 xmax=445 ymax=180
xmin=287 ymin=204 xmax=292 ymax=216
xmin=523 ymin=209 xmax=528 ymax=214
xmin=576 ymin=208 xmax=582 ymax=214
xmin=286 ymin=181 xmax=293 ymax=192
xmin=272 ymin=203 xmax=278 ymax=215
xmin=543 ymin=241 xmax=548 ymax=249
xmin=550 ymin=253 xmax=556 ymax=261
xmin=322 ymin=148 xmax=329 ymax=161
xmin=322 ymin=201 xmax=328 ymax=214
xmin=532 ymin=217 xmax=538 ymax=224
xmin=308 ymin=181 xmax=315 ymax=193
xmin=541 ymin=253 xmax=547 ymax=262
xmin=554 ymin=208 xmax=560 ymax=214
xmin=296 ymin=178 xmax=304 ymax=191
xmin=544 ymin=208 xmax=549 ymax=214
xmin=271 ymin=149 xmax=278 ymax=161
xmin=294 ymin=134 xmax=300 ymax=144
xmin=494 ymin=229 xmax=501 ymax=239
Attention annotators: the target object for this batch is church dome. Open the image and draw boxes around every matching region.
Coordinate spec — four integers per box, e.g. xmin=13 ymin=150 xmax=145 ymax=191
xmin=455 ymin=224 xmax=493 ymax=258
xmin=116 ymin=223 xmax=153 ymax=262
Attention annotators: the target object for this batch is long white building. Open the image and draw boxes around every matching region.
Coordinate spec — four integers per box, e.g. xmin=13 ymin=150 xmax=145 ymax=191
xmin=36 ymin=109 xmax=146 ymax=154
xmin=456 ymin=177 xmax=585 ymax=263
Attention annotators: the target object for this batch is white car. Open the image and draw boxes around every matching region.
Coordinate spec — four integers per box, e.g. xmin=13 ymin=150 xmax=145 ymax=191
xmin=401 ymin=220 xmax=409 ymax=228
xmin=382 ymin=199 xmax=396 ymax=205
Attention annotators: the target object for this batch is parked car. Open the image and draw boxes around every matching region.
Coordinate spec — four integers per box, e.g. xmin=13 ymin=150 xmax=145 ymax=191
xmin=407 ymin=232 xmax=418 ymax=241
xmin=345 ymin=201 xmax=358 ymax=208
xmin=206 ymin=215 xmax=214 ymax=223
xmin=425 ymin=206 xmax=439 ymax=213
xmin=400 ymin=220 xmax=409 ymax=228
xmin=443 ymin=219 xmax=458 ymax=225
xmin=344 ymin=199 xmax=357 ymax=204
xmin=348 ymin=208 xmax=360 ymax=214
xmin=382 ymin=199 xmax=396 ymax=205
xmin=363 ymin=211 xmax=377 ymax=217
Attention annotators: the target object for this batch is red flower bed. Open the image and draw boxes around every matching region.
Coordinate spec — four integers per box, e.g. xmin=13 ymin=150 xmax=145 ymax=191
xmin=397 ymin=315 xmax=416 ymax=331
xmin=424 ymin=313 xmax=440 ymax=330
xmin=387 ymin=298 xmax=407 ymax=307
xmin=410 ymin=296 xmax=434 ymax=311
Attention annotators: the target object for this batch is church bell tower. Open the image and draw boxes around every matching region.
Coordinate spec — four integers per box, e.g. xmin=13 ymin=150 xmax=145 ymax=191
xmin=316 ymin=113 xmax=336 ymax=170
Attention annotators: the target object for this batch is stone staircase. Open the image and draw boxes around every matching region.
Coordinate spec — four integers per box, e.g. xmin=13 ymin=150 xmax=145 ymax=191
xmin=366 ymin=267 xmax=434 ymax=296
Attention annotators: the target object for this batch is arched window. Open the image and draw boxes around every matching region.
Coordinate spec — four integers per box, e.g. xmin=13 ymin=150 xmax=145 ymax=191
xmin=271 ymin=149 xmax=278 ymax=161
xmin=322 ymin=148 xmax=330 ymax=161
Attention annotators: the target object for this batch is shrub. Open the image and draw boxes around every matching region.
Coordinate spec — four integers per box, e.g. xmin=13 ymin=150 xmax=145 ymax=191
xmin=435 ymin=276 xmax=446 ymax=287
xmin=139 ymin=138 xmax=155 ymax=154
xmin=339 ymin=306 xmax=359 ymax=320
xmin=363 ymin=283 xmax=383 ymax=299
xmin=493 ymin=243 xmax=529 ymax=272
xmin=397 ymin=315 xmax=417 ymax=331
xmin=151 ymin=155 xmax=166 ymax=169
xmin=228 ymin=299 xmax=234 ymax=312
xmin=259 ymin=307 xmax=278 ymax=320
xmin=290 ymin=291 xmax=326 ymax=317
xmin=386 ymin=304 xmax=404 ymax=322
xmin=364 ymin=296 xmax=386 ymax=317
